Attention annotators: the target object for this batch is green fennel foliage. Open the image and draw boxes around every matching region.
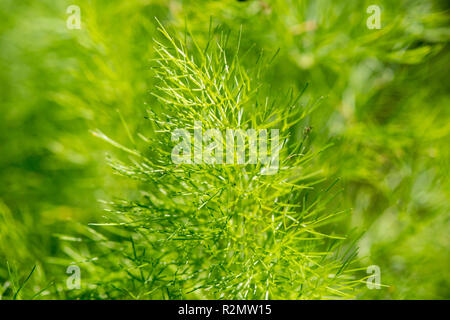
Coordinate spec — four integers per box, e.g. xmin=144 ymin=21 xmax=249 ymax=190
xmin=90 ymin=25 xmax=363 ymax=299
xmin=0 ymin=0 xmax=448 ymax=300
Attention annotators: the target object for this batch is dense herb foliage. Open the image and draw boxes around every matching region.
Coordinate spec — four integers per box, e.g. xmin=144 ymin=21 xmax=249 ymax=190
xmin=89 ymin=25 xmax=362 ymax=299
xmin=0 ymin=0 xmax=448 ymax=299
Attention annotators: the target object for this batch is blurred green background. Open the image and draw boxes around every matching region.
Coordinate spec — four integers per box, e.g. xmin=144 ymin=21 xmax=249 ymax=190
xmin=0 ymin=0 xmax=448 ymax=299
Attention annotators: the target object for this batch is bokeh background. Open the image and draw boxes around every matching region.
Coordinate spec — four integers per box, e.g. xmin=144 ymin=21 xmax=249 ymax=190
xmin=0 ymin=0 xmax=449 ymax=299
